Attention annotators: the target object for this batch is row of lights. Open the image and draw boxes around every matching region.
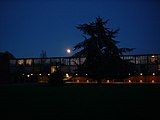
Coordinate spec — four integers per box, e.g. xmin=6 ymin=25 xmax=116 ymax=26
xmin=128 ymin=73 xmax=156 ymax=76
xmin=24 ymin=73 xmax=89 ymax=78
xmin=66 ymin=73 xmax=88 ymax=78
xmin=72 ymin=73 xmax=156 ymax=77
xmin=76 ymin=80 xmax=156 ymax=83
xmin=128 ymin=80 xmax=155 ymax=83
xmin=23 ymin=73 xmax=51 ymax=78
xmin=23 ymin=72 xmax=157 ymax=79
xmin=75 ymin=73 xmax=88 ymax=76
xmin=76 ymin=80 xmax=90 ymax=83
xmin=23 ymin=72 xmax=157 ymax=77
xmin=128 ymin=72 xmax=156 ymax=83
xmin=102 ymin=79 xmax=154 ymax=83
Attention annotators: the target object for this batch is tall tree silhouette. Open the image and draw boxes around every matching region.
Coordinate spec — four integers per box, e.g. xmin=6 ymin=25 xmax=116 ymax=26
xmin=73 ymin=17 xmax=134 ymax=82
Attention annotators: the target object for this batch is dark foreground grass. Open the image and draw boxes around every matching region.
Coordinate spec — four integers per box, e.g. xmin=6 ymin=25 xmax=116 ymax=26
xmin=0 ymin=83 xmax=160 ymax=120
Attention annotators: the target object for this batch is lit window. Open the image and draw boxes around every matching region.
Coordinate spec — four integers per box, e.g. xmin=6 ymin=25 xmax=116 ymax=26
xmin=158 ymin=65 xmax=160 ymax=71
xmin=26 ymin=59 xmax=32 ymax=66
xmin=51 ymin=59 xmax=60 ymax=65
xmin=10 ymin=60 xmax=16 ymax=66
xmin=51 ymin=66 xmax=56 ymax=73
xmin=149 ymin=55 xmax=157 ymax=63
xmin=17 ymin=59 xmax=24 ymax=65
xmin=80 ymin=58 xmax=86 ymax=64
xmin=42 ymin=59 xmax=50 ymax=64
xmin=34 ymin=59 xmax=41 ymax=65
xmin=71 ymin=58 xmax=79 ymax=65
xmin=136 ymin=56 xmax=141 ymax=64
xmin=151 ymin=57 xmax=155 ymax=63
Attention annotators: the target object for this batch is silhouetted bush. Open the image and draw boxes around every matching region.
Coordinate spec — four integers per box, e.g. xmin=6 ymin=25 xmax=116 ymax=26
xmin=48 ymin=70 xmax=64 ymax=85
xmin=0 ymin=51 xmax=15 ymax=84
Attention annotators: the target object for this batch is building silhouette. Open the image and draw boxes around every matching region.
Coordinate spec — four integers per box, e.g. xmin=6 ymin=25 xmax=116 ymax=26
xmin=8 ymin=54 xmax=160 ymax=84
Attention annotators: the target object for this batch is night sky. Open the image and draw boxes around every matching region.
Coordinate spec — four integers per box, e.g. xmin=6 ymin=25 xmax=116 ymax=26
xmin=0 ymin=0 xmax=160 ymax=58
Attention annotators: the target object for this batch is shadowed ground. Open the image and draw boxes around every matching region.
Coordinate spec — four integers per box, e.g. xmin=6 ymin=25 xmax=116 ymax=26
xmin=0 ymin=84 xmax=160 ymax=120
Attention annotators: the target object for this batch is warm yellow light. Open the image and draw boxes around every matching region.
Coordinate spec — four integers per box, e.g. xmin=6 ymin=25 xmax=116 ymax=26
xmin=51 ymin=66 xmax=56 ymax=73
xmin=66 ymin=73 xmax=69 ymax=78
xmin=26 ymin=59 xmax=32 ymax=65
xmin=18 ymin=59 xmax=24 ymax=65
xmin=39 ymin=74 xmax=41 ymax=76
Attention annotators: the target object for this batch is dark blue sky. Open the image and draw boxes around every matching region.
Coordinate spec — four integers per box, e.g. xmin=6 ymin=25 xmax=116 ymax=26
xmin=0 ymin=0 xmax=160 ymax=58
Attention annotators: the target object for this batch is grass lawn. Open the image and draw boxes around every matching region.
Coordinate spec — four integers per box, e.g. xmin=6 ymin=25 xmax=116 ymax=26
xmin=0 ymin=83 xmax=160 ymax=120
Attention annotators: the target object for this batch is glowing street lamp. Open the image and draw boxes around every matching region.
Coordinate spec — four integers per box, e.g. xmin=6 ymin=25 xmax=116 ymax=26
xmin=66 ymin=73 xmax=69 ymax=78
xmin=151 ymin=55 xmax=155 ymax=58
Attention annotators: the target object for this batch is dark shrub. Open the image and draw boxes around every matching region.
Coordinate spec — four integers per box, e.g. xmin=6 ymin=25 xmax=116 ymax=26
xmin=48 ymin=70 xmax=64 ymax=85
